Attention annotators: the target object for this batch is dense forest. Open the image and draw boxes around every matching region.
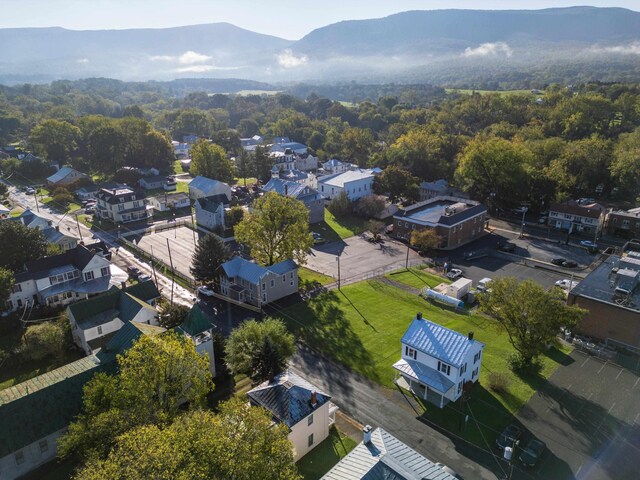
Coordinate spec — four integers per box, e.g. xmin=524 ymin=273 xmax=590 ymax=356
xmin=1 ymin=78 xmax=640 ymax=212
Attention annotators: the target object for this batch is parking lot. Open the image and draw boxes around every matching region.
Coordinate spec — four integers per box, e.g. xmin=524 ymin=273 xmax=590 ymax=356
xmin=306 ymin=234 xmax=423 ymax=281
xmin=516 ymin=350 xmax=640 ymax=480
xmin=133 ymin=226 xmax=200 ymax=280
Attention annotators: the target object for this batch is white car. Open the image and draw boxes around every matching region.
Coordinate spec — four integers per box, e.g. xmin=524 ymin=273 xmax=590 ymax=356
xmin=197 ymin=285 xmax=215 ymax=297
xmin=580 ymin=240 xmax=598 ymax=248
xmin=446 ymin=268 xmax=463 ymax=280
xmin=555 ymin=279 xmax=578 ymax=290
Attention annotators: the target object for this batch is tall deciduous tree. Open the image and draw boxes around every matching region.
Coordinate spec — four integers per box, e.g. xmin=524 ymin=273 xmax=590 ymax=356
xmin=235 ymin=149 xmax=255 ymax=186
xmin=190 ymin=234 xmax=231 ymax=285
xmin=29 ymin=119 xmax=82 ymax=162
xmin=158 ymin=301 xmax=190 ymax=329
xmin=0 ymin=221 xmax=49 ymax=271
xmin=225 ymin=318 xmax=295 ymax=382
xmin=235 ymin=192 xmax=312 ymax=266
xmin=479 ymin=278 xmax=585 ymax=369
xmin=374 ymin=165 xmax=420 ymax=203
xmin=58 ymin=333 xmax=212 ymax=460
xmin=190 ymin=139 xmax=234 ymax=182
xmin=88 ymin=123 xmax=127 ymax=174
xmin=75 ymin=399 xmax=299 ymax=480
xmin=139 ymin=130 xmax=174 ymax=171
xmin=0 ymin=267 xmax=15 ymax=308
xmin=410 ymin=228 xmax=442 ymax=255
xmin=610 ymin=127 xmax=640 ymax=198
xmin=253 ymin=145 xmax=273 ymax=183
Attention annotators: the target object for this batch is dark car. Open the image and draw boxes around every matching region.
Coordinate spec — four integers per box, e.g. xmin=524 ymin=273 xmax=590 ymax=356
xmin=497 ymin=242 xmax=516 ymax=253
xmin=563 ymin=260 xmax=578 ymax=268
xmin=126 ymin=266 xmax=141 ymax=278
xmin=496 ymin=424 xmax=521 ymax=450
xmin=551 ymin=257 xmax=566 ymax=266
xmin=519 ymin=438 xmax=546 ymax=467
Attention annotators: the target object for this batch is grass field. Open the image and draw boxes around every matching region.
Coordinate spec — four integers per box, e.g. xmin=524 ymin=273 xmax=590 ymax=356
xmin=296 ymin=427 xmax=357 ymax=480
xmin=385 ymin=267 xmax=450 ymax=290
xmin=445 ymin=88 xmax=537 ymax=96
xmin=233 ymin=177 xmax=258 ymax=186
xmin=274 ymin=279 xmax=571 ymax=448
xmin=299 ymin=266 xmax=335 ymax=290
xmin=315 ymin=209 xmax=367 ymax=241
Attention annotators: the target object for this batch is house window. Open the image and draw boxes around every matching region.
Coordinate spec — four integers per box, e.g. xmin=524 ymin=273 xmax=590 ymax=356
xmin=458 ymin=381 xmax=463 ymax=394
xmin=404 ymin=346 xmax=417 ymax=360
xmin=17 ymin=299 xmax=23 ymax=308
xmin=437 ymin=361 xmax=451 ymax=376
xmin=133 ymin=201 xmax=140 ymax=208
xmin=262 ymin=292 xmax=267 ymax=302
xmin=308 ymin=414 xmax=314 ymax=426
xmin=97 ymin=325 xmax=103 ymax=335
xmin=84 ymin=271 xmax=94 ymax=281
xmin=101 ymin=267 xmax=110 ymax=277
xmin=262 ymin=282 xmax=266 ymax=291
xmin=270 ymin=279 xmax=274 ymax=288
xmin=15 ymin=451 xmax=25 ymax=466
xmin=474 ymin=351 xmax=481 ymax=363
xmin=119 ymin=197 xmax=125 ymax=203
xmin=282 ymin=275 xmax=286 ymax=283
xmin=12 ymin=284 xmax=22 ymax=293
xmin=118 ymin=204 xmax=125 ymax=212
xmin=461 ymin=363 xmax=467 ymax=375
xmin=308 ymin=433 xmax=314 ymax=447
xmin=39 ymin=439 xmax=48 ymax=454
xmin=132 ymin=195 xmax=136 ymax=200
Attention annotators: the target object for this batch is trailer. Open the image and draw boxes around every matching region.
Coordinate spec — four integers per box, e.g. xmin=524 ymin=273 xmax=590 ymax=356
xmin=423 ymin=288 xmax=465 ymax=309
xmin=445 ymin=278 xmax=472 ymax=299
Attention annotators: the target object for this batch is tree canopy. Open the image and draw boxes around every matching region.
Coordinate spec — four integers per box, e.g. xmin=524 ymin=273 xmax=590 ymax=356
xmin=225 ymin=318 xmax=296 ymax=382
xmin=234 ymin=192 xmax=312 ymax=266
xmin=0 ymin=221 xmax=49 ymax=272
xmin=190 ymin=139 xmax=234 ymax=183
xmin=75 ymin=399 xmax=299 ymax=480
xmin=479 ymin=277 xmax=586 ymax=369
xmin=0 ymin=267 xmax=14 ymax=307
xmin=29 ymin=119 xmax=81 ymax=162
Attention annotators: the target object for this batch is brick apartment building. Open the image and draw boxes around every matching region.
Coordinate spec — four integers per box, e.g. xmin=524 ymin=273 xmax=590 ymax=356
xmin=393 ymin=196 xmax=487 ymax=250
xmin=605 ymin=207 xmax=640 ymax=239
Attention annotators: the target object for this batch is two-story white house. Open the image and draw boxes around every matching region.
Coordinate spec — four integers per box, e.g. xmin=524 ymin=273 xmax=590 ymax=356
xmin=247 ymin=370 xmax=338 ymax=461
xmin=147 ymin=192 xmax=191 ymax=212
xmin=95 ymin=186 xmax=151 ymax=223
xmin=270 ymin=150 xmax=296 ymax=171
xmin=6 ymin=245 xmax=115 ymax=312
xmin=6 ymin=210 xmax=78 ymax=251
xmin=393 ymin=313 xmax=485 ymax=408
xmin=194 ymin=195 xmax=226 ymax=232
xmin=317 ymin=168 xmax=378 ymax=201
xmin=548 ymin=200 xmax=606 ymax=236
xmin=219 ymin=256 xmax=298 ymax=307
xmin=67 ymin=280 xmax=161 ymax=354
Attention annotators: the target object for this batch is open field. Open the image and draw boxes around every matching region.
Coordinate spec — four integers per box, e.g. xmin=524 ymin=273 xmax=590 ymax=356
xmin=273 ymin=279 xmax=570 ymax=449
xmin=385 ymin=266 xmax=450 ymax=290
xmin=445 ymin=88 xmax=538 ymax=96
xmin=312 ymin=209 xmax=368 ymax=242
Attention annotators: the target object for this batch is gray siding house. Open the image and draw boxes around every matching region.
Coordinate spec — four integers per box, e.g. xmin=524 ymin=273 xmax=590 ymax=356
xmin=219 ymin=257 xmax=298 ymax=306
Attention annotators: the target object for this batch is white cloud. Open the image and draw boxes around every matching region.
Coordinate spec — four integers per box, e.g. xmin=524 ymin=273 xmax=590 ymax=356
xmin=178 ymin=51 xmax=213 ymax=65
xmin=276 ymin=49 xmax=308 ymax=68
xmin=462 ymin=42 xmax=513 ymax=58
xmin=76 ymin=58 xmax=89 ymax=64
xmin=150 ymin=51 xmax=213 ymax=64
xmin=590 ymin=42 xmax=640 ymax=55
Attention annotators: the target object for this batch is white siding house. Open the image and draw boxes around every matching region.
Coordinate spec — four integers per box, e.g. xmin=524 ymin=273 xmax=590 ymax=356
xmin=247 ymin=371 xmax=338 ymax=461
xmin=188 ymin=176 xmax=232 ymax=201
xmin=393 ymin=313 xmax=485 ymax=408
xmin=147 ymin=192 xmax=191 ymax=212
xmin=317 ymin=168 xmax=377 ymax=201
xmin=194 ymin=196 xmax=226 ymax=231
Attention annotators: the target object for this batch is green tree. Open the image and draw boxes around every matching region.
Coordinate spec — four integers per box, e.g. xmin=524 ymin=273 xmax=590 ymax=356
xmin=455 ymin=136 xmax=534 ymax=208
xmin=0 ymin=182 xmax=8 ymax=198
xmin=224 ymin=318 xmax=295 ymax=382
xmin=17 ymin=319 xmax=68 ymax=362
xmin=158 ymin=302 xmax=190 ymax=329
xmin=479 ymin=278 xmax=585 ymax=369
xmin=610 ymin=127 xmax=640 ymax=197
xmin=0 ymin=267 xmax=14 ymax=307
xmin=190 ymin=139 xmax=234 ymax=182
xmin=235 ymin=192 xmax=312 ymax=266
xmin=410 ymin=228 xmax=442 ymax=255
xmin=139 ymin=130 xmax=174 ymax=171
xmin=190 ymin=234 xmax=231 ymax=285
xmin=327 ymin=190 xmax=350 ymax=218
xmin=366 ymin=220 xmax=385 ymax=242
xmin=88 ymin=123 xmax=127 ymax=174
xmin=354 ymin=195 xmax=386 ymax=218
xmin=59 ymin=333 xmax=212 ymax=460
xmin=341 ymin=127 xmax=375 ymax=166
xmin=374 ymin=166 xmax=420 ymax=203
xmin=29 ymin=119 xmax=82 ymax=162
xmin=253 ymin=145 xmax=273 ymax=183
xmin=235 ymin=149 xmax=254 ymax=186
xmin=225 ymin=206 xmax=245 ymax=228
xmin=0 ymin=221 xmax=49 ymax=271
xmin=75 ymin=399 xmax=299 ymax=480
xmin=174 ymin=109 xmax=212 ymax=138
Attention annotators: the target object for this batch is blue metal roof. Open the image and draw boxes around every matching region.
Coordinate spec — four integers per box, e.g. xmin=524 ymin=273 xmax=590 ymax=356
xmin=189 ymin=175 xmax=227 ymax=192
xmin=268 ymin=259 xmax=298 ymax=275
xmin=401 ymin=318 xmax=483 ymax=367
xmin=392 ymin=359 xmax=454 ymax=394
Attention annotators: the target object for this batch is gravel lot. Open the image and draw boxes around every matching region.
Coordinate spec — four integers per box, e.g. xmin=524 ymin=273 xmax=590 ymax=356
xmin=133 ymin=226 xmax=200 ymax=280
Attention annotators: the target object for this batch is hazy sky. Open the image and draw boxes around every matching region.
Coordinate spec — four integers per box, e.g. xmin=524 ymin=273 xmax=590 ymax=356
xmin=1 ymin=1 xmax=638 ymax=39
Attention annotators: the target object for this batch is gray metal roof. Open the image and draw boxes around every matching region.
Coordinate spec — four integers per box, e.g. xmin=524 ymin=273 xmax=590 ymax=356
xmin=401 ymin=317 xmax=484 ymax=367
xmin=189 ymin=175 xmax=228 ymax=193
xmin=247 ymin=370 xmax=330 ymax=428
xmin=395 ymin=197 xmax=486 ymax=227
xmin=220 ymin=256 xmax=297 ymax=285
xmin=393 ymin=358 xmax=454 ymax=394
xmin=322 ymin=427 xmax=456 ymax=480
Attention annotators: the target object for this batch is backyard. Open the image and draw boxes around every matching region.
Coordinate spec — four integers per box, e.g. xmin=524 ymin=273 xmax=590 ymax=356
xmin=273 ymin=278 xmax=571 ymax=449
xmin=296 ymin=426 xmax=357 ymax=480
xmin=311 ymin=208 xmax=368 ymax=242
xmin=298 ymin=266 xmax=335 ymax=290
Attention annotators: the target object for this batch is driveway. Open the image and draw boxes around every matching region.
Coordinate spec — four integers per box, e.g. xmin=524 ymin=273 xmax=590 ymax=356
xmin=290 ymin=344 xmax=505 ymax=480
xmin=306 ymin=235 xmax=423 ymax=281
xmin=516 ymin=350 xmax=640 ymax=480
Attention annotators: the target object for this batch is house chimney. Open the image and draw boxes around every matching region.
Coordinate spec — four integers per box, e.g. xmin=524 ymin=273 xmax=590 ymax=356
xmin=363 ymin=425 xmax=373 ymax=444
xmin=121 ymin=281 xmax=127 ymax=290
xmin=55 ymin=225 xmax=59 ymax=231
xmin=310 ymin=391 xmax=317 ymax=407
xmin=416 ymin=312 xmax=423 ymax=320
xmin=468 ymin=331 xmax=474 ymax=341
xmin=285 ymin=184 xmax=289 ymax=196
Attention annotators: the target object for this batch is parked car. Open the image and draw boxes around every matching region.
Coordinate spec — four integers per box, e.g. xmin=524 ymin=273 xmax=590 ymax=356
xmin=477 ymin=277 xmax=493 ymax=292
xmin=496 ymin=424 xmax=522 ymax=450
xmin=519 ymin=438 xmax=546 ymax=467
xmin=464 ymin=249 xmax=488 ymax=261
xmin=538 ymin=216 xmax=548 ymax=224
xmin=446 ymin=268 xmax=463 ymax=280
xmin=126 ymin=266 xmax=141 ymax=278
xmin=197 ymin=285 xmax=215 ymax=297
xmin=497 ymin=242 xmax=516 ymax=253
xmin=580 ymin=240 xmax=597 ymax=248
xmin=555 ymin=279 xmax=579 ymax=290
xmin=435 ymin=463 xmax=464 ymax=479
xmin=562 ymin=260 xmax=578 ymax=268
xmin=84 ymin=207 xmax=95 ymax=214
xmin=25 ymin=187 xmax=35 ymax=195
xmin=138 ymin=274 xmax=151 ymax=282
xmin=311 ymin=232 xmax=326 ymax=245
xmin=551 ymin=257 xmax=566 ymax=266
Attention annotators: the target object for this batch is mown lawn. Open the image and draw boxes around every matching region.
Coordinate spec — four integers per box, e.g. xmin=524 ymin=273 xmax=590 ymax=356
xmin=233 ymin=177 xmax=258 ymax=186
xmin=273 ymin=279 xmax=571 ymax=449
xmin=313 ymin=209 xmax=367 ymax=242
xmin=296 ymin=426 xmax=357 ymax=480
xmin=385 ymin=267 xmax=450 ymax=290
xmin=299 ymin=266 xmax=335 ymax=289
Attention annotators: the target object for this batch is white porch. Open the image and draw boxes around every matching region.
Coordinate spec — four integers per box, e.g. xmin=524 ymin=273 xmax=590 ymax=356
xmin=393 ymin=358 xmax=452 ymax=408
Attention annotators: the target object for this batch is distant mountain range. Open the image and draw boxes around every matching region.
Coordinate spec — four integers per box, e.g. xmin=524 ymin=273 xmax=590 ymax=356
xmin=2 ymin=7 xmax=640 ymax=86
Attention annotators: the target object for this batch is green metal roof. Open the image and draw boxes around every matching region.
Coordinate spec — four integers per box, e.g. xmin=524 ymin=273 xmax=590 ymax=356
xmin=68 ymin=286 xmax=120 ymax=324
xmin=105 ymin=321 xmax=166 ymax=353
xmin=124 ymin=281 xmax=160 ymax=302
xmin=178 ymin=304 xmax=213 ymax=336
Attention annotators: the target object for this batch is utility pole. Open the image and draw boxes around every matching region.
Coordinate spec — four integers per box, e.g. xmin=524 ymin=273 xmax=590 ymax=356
xmin=190 ymin=211 xmax=197 ymax=247
xmin=519 ymin=207 xmax=528 ymax=238
xmin=337 ymin=255 xmax=341 ymax=290
xmin=150 ymin=244 xmax=158 ymax=286
xmin=74 ymin=215 xmax=83 ymax=241
xmin=33 ymin=191 xmax=39 ymax=212
xmin=166 ymin=238 xmax=175 ymax=305
xmin=405 ymin=242 xmax=410 ymax=269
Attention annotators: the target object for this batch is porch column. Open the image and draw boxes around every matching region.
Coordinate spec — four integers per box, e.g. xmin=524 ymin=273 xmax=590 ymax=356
xmin=439 ymin=393 xmax=443 ymax=408
xmin=423 ymin=385 xmax=428 ymax=400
